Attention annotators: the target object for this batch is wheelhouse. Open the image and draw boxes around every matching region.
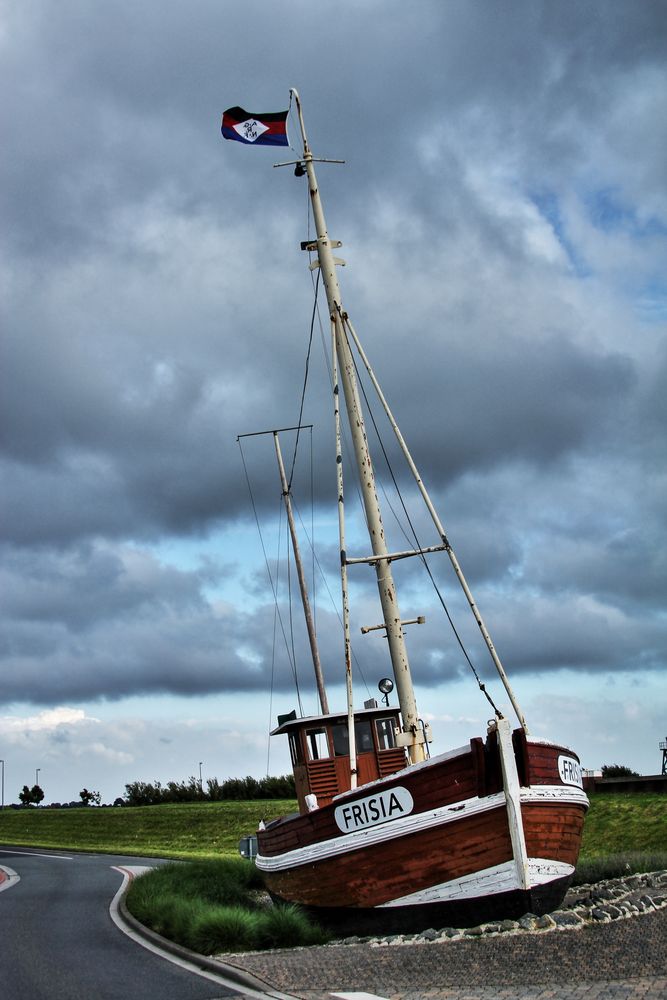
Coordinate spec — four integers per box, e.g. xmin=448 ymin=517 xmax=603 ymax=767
xmin=273 ymin=706 xmax=409 ymax=814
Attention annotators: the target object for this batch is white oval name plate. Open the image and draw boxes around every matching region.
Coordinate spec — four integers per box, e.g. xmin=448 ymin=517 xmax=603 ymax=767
xmin=334 ymin=786 xmax=414 ymax=833
xmin=558 ymin=754 xmax=583 ymax=788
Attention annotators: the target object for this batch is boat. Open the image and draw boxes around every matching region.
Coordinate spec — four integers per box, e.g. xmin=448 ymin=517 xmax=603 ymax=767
xmin=229 ymin=90 xmax=589 ymax=933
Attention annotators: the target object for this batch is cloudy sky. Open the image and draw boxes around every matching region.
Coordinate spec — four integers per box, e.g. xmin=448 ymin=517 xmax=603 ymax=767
xmin=2 ymin=1 xmax=666 ymax=805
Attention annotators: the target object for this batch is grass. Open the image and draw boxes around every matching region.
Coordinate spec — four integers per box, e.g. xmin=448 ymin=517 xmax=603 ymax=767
xmin=125 ymin=858 xmax=329 ymax=953
xmin=2 ymin=792 xmax=665 ymax=951
xmin=0 ymin=799 xmax=296 ymax=858
xmin=579 ymin=792 xmax=666 ymax=857
xmin=1 ymin=792 xmax=664 ymax=861
xmin=573 ymin=792 xmax=667 ymax=884
xmin=573 ymin=852 xmax=667 ymax=885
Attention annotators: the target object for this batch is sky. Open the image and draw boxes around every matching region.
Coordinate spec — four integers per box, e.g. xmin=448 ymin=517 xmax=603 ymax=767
xmin=2 ymin=0 xmax=666 ymax=806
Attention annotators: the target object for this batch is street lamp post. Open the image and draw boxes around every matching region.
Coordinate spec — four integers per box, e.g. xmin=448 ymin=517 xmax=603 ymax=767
xmin=0 ymin=760 xmax=4 ymax=809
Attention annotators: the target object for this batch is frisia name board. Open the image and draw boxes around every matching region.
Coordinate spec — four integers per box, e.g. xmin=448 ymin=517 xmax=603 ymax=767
xmin=334 ymin=786 xmax=414 ymax=833
xmin=558 ymin=755 xmax=583 ymax=788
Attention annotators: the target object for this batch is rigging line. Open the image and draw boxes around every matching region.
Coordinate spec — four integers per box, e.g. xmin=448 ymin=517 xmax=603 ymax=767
xmin=298 ymin=201 xmax=373 ymax=698
xmin=266 ymin=596 xmax=279 ymax=776
xmin=343 ymin=323 xmax=502 ymax=719
xmin=302 ymin=263 xmax=373 ymax=691
xmin=285 ymin=503 xmax=300 ymax=710
xmin=288 ymin=270 xmax=320 ymax=491
xmin=237 ymin=438 xmax=304 ymax=716
xmin=292 ymin=491 xmax=372 ymax=698
xmin=310 ymin=428 xmax=316 ymax=636
xmin=274 ymin=476 xmax=306 ymax=717
xmin=286 ymin=89 xmax=298 ymax=156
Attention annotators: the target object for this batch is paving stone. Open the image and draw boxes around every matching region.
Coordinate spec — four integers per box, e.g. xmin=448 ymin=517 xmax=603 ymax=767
xmin=499 ymin=919 xmax=519 ymax=933
xmin=212 ymin=875 xmax=667 ymax=1000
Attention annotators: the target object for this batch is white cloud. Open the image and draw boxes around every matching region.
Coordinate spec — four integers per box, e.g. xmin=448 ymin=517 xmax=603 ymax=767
xmin=0 ymin=707 xmax=97 ymax=736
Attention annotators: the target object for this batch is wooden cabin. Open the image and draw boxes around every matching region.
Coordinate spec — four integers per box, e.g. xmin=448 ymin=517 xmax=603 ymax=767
xmin=273 ymin=706 xmax=409 ymax=814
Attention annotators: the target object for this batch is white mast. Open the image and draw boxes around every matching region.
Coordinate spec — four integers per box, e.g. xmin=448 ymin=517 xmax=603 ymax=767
xmin=278 ymin=89 xmax=529 ymax=749
xmin=288 ymin=89 xmax=428 ymax=763
xmin=272 ymin=431 xmax=329 ymax=716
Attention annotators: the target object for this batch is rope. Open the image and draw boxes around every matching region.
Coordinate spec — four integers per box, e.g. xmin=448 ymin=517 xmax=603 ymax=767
xmin=237 ymin=437 xmax=304 ymax=716
xmin=340 ymin=314 xmax=502 ymax=719
xmin=288 ymin=269 xmax=320 ymax=490
xmin=266 ymin=592 xmax=278 ymax=776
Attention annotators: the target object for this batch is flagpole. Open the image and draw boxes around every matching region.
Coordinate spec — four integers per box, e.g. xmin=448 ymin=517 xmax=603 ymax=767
xmin=290 ymin=88 xmax=310 ymax=155
xmin=289 ymin=88 xmax=428 ymax=765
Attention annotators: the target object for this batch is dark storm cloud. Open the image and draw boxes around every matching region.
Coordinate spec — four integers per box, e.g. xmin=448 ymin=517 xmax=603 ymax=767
xmin=2 ymin=0 xmax=666 ymax=707
xmin=0 ymin=540 xmax=323 ymax=703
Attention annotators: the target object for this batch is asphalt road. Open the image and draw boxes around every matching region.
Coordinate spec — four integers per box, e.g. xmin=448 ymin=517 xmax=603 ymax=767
xmin=0 ymin=845 xmax=283 ymax=1000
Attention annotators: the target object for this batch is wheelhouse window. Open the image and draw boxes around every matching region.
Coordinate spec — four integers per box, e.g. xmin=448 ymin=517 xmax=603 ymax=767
xmin=305 ymin=728 xmax=331 ymax=761
xmin=332 ymin=719 xmax=374 ymax=756
xmin=375 ymin=717 xmax=397 ymax=751
xmin=332 ymin=722 xmax=349 ymax=757
xmin=356 ymin=719 xmax=374 ymax=752
xmin=288 ymin=731 xmax=303 ymax=766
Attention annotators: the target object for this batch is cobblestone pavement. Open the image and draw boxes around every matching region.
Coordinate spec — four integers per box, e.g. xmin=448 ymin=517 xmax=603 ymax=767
xmin=220 ymin=906 xmax=667 ymax=1000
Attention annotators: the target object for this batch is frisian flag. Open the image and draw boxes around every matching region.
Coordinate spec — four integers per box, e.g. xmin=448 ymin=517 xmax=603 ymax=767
xmin=221 ymin=106 xmax=289 ymax=147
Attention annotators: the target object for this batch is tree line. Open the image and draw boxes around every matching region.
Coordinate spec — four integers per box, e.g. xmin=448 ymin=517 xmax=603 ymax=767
xmin=123 ymin=774 xmax=296 ymax=806
xmin=17 ymin=785 xmax=102 ymax=807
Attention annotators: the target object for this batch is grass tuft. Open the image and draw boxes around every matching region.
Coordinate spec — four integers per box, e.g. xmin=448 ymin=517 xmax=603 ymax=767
xmin=192 ymin=906 xmax=262 ymax=953
xmin=125 ymin=857 xmax=329 ymax=953
xmin=256 ymin=902 xmax=329 ymax=949
xmin=573 ymin=851 xmax=667 ymax=885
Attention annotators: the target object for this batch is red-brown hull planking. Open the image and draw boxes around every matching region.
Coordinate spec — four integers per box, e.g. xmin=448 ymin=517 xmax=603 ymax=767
xmin=256 ymin=733 xmax=588 ymax=930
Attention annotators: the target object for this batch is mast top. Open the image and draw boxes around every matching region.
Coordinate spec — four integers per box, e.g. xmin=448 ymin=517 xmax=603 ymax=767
xmin=273 ymin=89 xmax=345 ymax=170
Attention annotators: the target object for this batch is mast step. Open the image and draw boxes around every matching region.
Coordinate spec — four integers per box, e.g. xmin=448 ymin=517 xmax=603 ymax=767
xmin=301 ymin=239 xmax=342 ymax=251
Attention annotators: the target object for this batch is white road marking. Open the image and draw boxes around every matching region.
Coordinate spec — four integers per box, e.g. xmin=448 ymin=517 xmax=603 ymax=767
xmin=0 ymin=865 xmax=21 ymax=892
xmin=331 ymin=994 xmax=390 ymax=999
xmin=109 ymin=866 xmax=296 ymax=999
xmin=0 ymin=848 xmax=74 ymax=860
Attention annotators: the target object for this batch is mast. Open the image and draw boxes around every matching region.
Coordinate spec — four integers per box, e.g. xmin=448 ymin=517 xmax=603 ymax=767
xmin=289 ymin=89 xmax=427 ymax=764
xmin=272 ymin=431 xmax=329 ymax=715
xmin=238 ymin=427 xmax=329 ymax=716
xmin=277 ymin=91 xmax=529 ymax=738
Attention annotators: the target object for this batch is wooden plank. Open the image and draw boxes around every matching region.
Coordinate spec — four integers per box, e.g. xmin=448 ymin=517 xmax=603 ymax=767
xmin=263 ymin=804 xmax=512 ymax=908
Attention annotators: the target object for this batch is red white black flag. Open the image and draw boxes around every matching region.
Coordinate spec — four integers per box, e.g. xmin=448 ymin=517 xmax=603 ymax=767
xmin=221 ymin=106 xmax=289 ymax=146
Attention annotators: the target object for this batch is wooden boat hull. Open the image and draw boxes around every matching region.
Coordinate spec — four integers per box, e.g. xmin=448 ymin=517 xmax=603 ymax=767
xmin=256 ymin=732 xmax=588 ymax=931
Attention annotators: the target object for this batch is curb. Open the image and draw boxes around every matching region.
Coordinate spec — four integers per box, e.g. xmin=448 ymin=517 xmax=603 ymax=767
xmin=116 ymin=886 xmax=297 ymax=999
xmin=0 ymin=864 xmax=20 ymax=893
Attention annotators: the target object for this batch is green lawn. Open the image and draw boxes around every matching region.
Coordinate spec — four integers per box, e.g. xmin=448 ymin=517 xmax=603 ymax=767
xmin=0 ymin=800 xmax=296 ymax=858
xmin=0 ymin=792 xmax=664 ymax=861
xmin=579 ymin=792 xmax=666 ymax=857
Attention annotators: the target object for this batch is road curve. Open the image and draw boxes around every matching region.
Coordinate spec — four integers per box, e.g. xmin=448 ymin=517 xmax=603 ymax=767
xmin=0 ymin=845 xmax=286 ymax=1000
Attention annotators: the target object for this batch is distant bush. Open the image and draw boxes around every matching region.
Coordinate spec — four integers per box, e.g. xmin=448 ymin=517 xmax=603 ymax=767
xmin=80 ymin=788 xmax=101 ymax=806
xmin=124 ymin=774 xmax=295 ymax=806
xmin=601 ymin=764 xmax=641 ymax=778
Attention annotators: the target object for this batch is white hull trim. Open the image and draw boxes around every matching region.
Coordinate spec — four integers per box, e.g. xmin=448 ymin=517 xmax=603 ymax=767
xmin=379 ymin=858 xmax=574 ymax=907
xmin=256 ymin=784 xmax=588 ymax=874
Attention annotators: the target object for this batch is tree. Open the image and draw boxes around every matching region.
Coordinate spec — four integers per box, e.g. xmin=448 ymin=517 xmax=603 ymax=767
xmin=79 ymin=788 xmax=101 ymax=806
xmin=19 ymin=784 xmax=44 ymax=806
xmin=601 ymin=763 xmax=640 ymax=778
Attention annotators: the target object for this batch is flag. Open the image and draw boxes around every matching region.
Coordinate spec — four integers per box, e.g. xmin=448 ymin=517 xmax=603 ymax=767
xmin=221 ymin=106 xmax=289 ymax=147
